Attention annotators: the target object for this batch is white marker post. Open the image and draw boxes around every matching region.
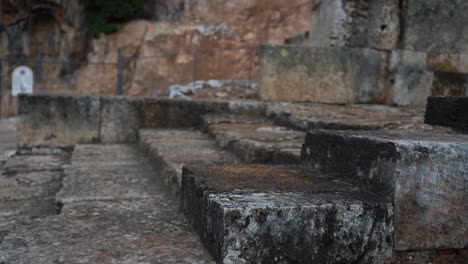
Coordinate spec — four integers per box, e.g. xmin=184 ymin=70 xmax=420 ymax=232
xmin=12 ymin=66 xmax=34 ymax=96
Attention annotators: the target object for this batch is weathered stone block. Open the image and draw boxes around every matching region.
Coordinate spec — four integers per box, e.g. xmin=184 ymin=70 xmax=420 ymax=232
xmin=310 ymin=0 xmax=400 ymax=50
xmin=425 ymin=96 xmax=468 ymax=132
xmin=303 ymin=130 xmax=468 ymax=250
xmin=100 ymin=96 xmax=142 ymax=143
xmin=427 ymin=53 xmax=468 ymax=74
xmin=138 ymin=129 xmax=239 ymax=196
xmin=181 ymin=164 xmax=393 ymax=264
xmin=402 ymin=0 xmax=468 ymax=53
xmin=387 ymin=50 xmax=434 ymax=106
xmin=141 ymin=98 xmax=264 ymax=128
xmin=265 ymin=102 xmax=425 ymax=131
xmin=431 ymin=72 xmax=468 ymax=97
xmin=17 ymin=94 xmax=100 ymax=148
xmin=206 ymin=121 xmax=304 ymax=164
xmin=259 ymin=45 xmax=385 ymax=103
xmin=141 ymin=99 xmax=225 ymax=128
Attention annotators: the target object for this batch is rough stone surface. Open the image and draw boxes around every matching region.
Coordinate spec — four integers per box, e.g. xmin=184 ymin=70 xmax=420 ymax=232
xmin=427 ymin=53 xmax=468 ymax=74
xmin=100 ymin=97 xmax=142 ymax=143
xmin=431 ymin=72 xmax=468 ymax=97
xmin=302 ymin=129 xmax=468 ymax=250
xmin=17 ymin=94 xmax=267 ymax=148
xmin=141 ymin=98 xmax=263 ymax=128
xmin=310 ymin=0 xmax=400 ymax=50
xmin=138 ymin=129 xmax=239 ymax=195
xmin=259 ymin=45 xmax=386 ymax=104
xmin=204 ymin=116 xmax=304 ymax=164
xmin=387 ymin=50 xmax=434 ymax=106
xmin=425 ymin=96 xmax=468 ymax=132
xmin=0 ymin=118 xmax=17 ymax=165
xmin=181 ymin=164 xmax=393 ymax=264
xmin=0 ymin=152 xmax=68 ymax=249
xmin=265 ymin=102 xmax=424 ymax=131
xmin=402 ymin=0 xmax=468 ymax=54
xmin=17 ymin=94 xmax=101 ymax=148
xmin=309 ymin=0 xmax=468 ymax=54
xmin=0 ymin=144 xmax=214 ymax=263
xmin=392 ymin=249 xmax=468 ymax=264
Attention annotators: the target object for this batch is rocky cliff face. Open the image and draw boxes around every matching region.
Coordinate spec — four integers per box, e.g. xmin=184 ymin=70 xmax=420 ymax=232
xmin=0 ymin=0 xmax=312 ymax=116
xmin=80 ymin=0 xmax=312 ymax=96
xmin=0 ymin=0 xmax=87 ymax=116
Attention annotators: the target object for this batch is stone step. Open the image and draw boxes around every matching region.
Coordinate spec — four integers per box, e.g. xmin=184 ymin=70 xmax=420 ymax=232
xmin=265 ymin=102 xmax=424 ymax=131
xmin=302 ymin=129 xmax=468 ymax=251
xmin=181 ymin=164 xmax=393 ymax=264
xmin=202 ymin=114 xmax=305 ymax=163
xmin=1 ymin=144 xmax=214 ymax=263
xmin=138 ymin=129 xmax=240 ymax=196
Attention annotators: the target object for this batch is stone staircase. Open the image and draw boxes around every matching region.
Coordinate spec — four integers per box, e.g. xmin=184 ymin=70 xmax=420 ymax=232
xmin=2 ymin=94 xmax=466 ymax=263
xmin=134 ymin=97 xmax=465 ymax=263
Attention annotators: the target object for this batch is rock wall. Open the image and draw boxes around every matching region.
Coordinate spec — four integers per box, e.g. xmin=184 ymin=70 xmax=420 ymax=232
xmin=0 ymin=0 xmax=87 ymax=116
xmin=0 ymin=0 xmax=312 ymax=116
xmin=307 ymin=0 xmax=468 ymax=105
xmin=77 ymin=0 xmax=312 ymax=97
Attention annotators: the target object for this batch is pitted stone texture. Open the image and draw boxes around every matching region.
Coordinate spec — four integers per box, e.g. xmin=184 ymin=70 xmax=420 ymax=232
xmin=392 ymin=249 xmax=468 ymax=264
xmin=388 ymin=50 xmax=434 ymax=106
xmin=2 ymin=155 xmax=67 ymax=175
xmin=0 ymin=144 xmax=214 ymax=263
xmin=1 ymin=154 xmax=67 ymax=202
xmin=181 ymin=165 xmax=393 ymax=264
xmin=0 ymin=118 xmax=16 ymax=165
xmin=57 ymin=145 xmax=157 ymax=203
xmin=425 ymin=96 xmax=468 ymax=132
xmin=206 ymin=121 xmax=304 ymax=164
xmin=0 ymin=171 xmax=63 ymax=201
xmin=303 ymin=129 xmax=468 ymax=250
xmin=265 ymin=102 xmax=424 ymax=131
xmin=17 ymin=94 xmax=101 ymax=148
xmin=0 ymin=153 xmax=68 ymax=248
xmin=259 ymin=45 xmax=386 ymax=104
xmin=310 ymin=0 xmax=468 ymax=54
xmin=427 ymin=53 xmax=468 ymax=74
xmin=57 ymin=170 xmax=156 ymax=203
xmin=138 ymin=129 xmax=239 ymax=195
xmin=310 ymin=0 xmax=400 ymax=50
xmin=0 ymin=198 xmax=58 ymax=245
xmin=0 ymin=199 xmax=214 ymax=264
xmin=402 ymin=0 xmax=468 ymax=54
xmin=100 ymin=96 xmax=142 ymax=143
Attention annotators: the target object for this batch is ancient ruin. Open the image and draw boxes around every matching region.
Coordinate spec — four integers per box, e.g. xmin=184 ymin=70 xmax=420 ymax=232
xmin=0 ymin=1 xmax=467 ymax=263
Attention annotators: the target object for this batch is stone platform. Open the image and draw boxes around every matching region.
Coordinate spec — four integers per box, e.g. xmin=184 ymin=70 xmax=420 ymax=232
xmin=0 ymin=145 xmax=214 ymax=263
xmin=3 ymin=94 xmax=467 ymax=263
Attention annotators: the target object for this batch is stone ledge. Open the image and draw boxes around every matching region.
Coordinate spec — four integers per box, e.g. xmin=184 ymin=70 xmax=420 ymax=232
xmin=265 ymin=102 xmax=424 ymax=131
xmin=17 ymin=94 xmax=265 ymax=148
xmin=204 ymin=117 xmax=304 ymax=164
xmin=17 ymin=94 xmax=101 ymax=149
xmin=138 ymin=129 xmax=239 ymax=196
xmin=302 ymin=129 xmax=468 ymax=250
xmin=181 ymin=164 xmax=393 ymax=264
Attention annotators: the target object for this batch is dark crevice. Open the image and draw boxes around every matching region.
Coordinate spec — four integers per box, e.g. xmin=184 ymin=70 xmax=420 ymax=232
xmin=55 ymin=200 xmax=64 ymax=215
xmin=397 ymin=0 xmax=408 ymax=49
